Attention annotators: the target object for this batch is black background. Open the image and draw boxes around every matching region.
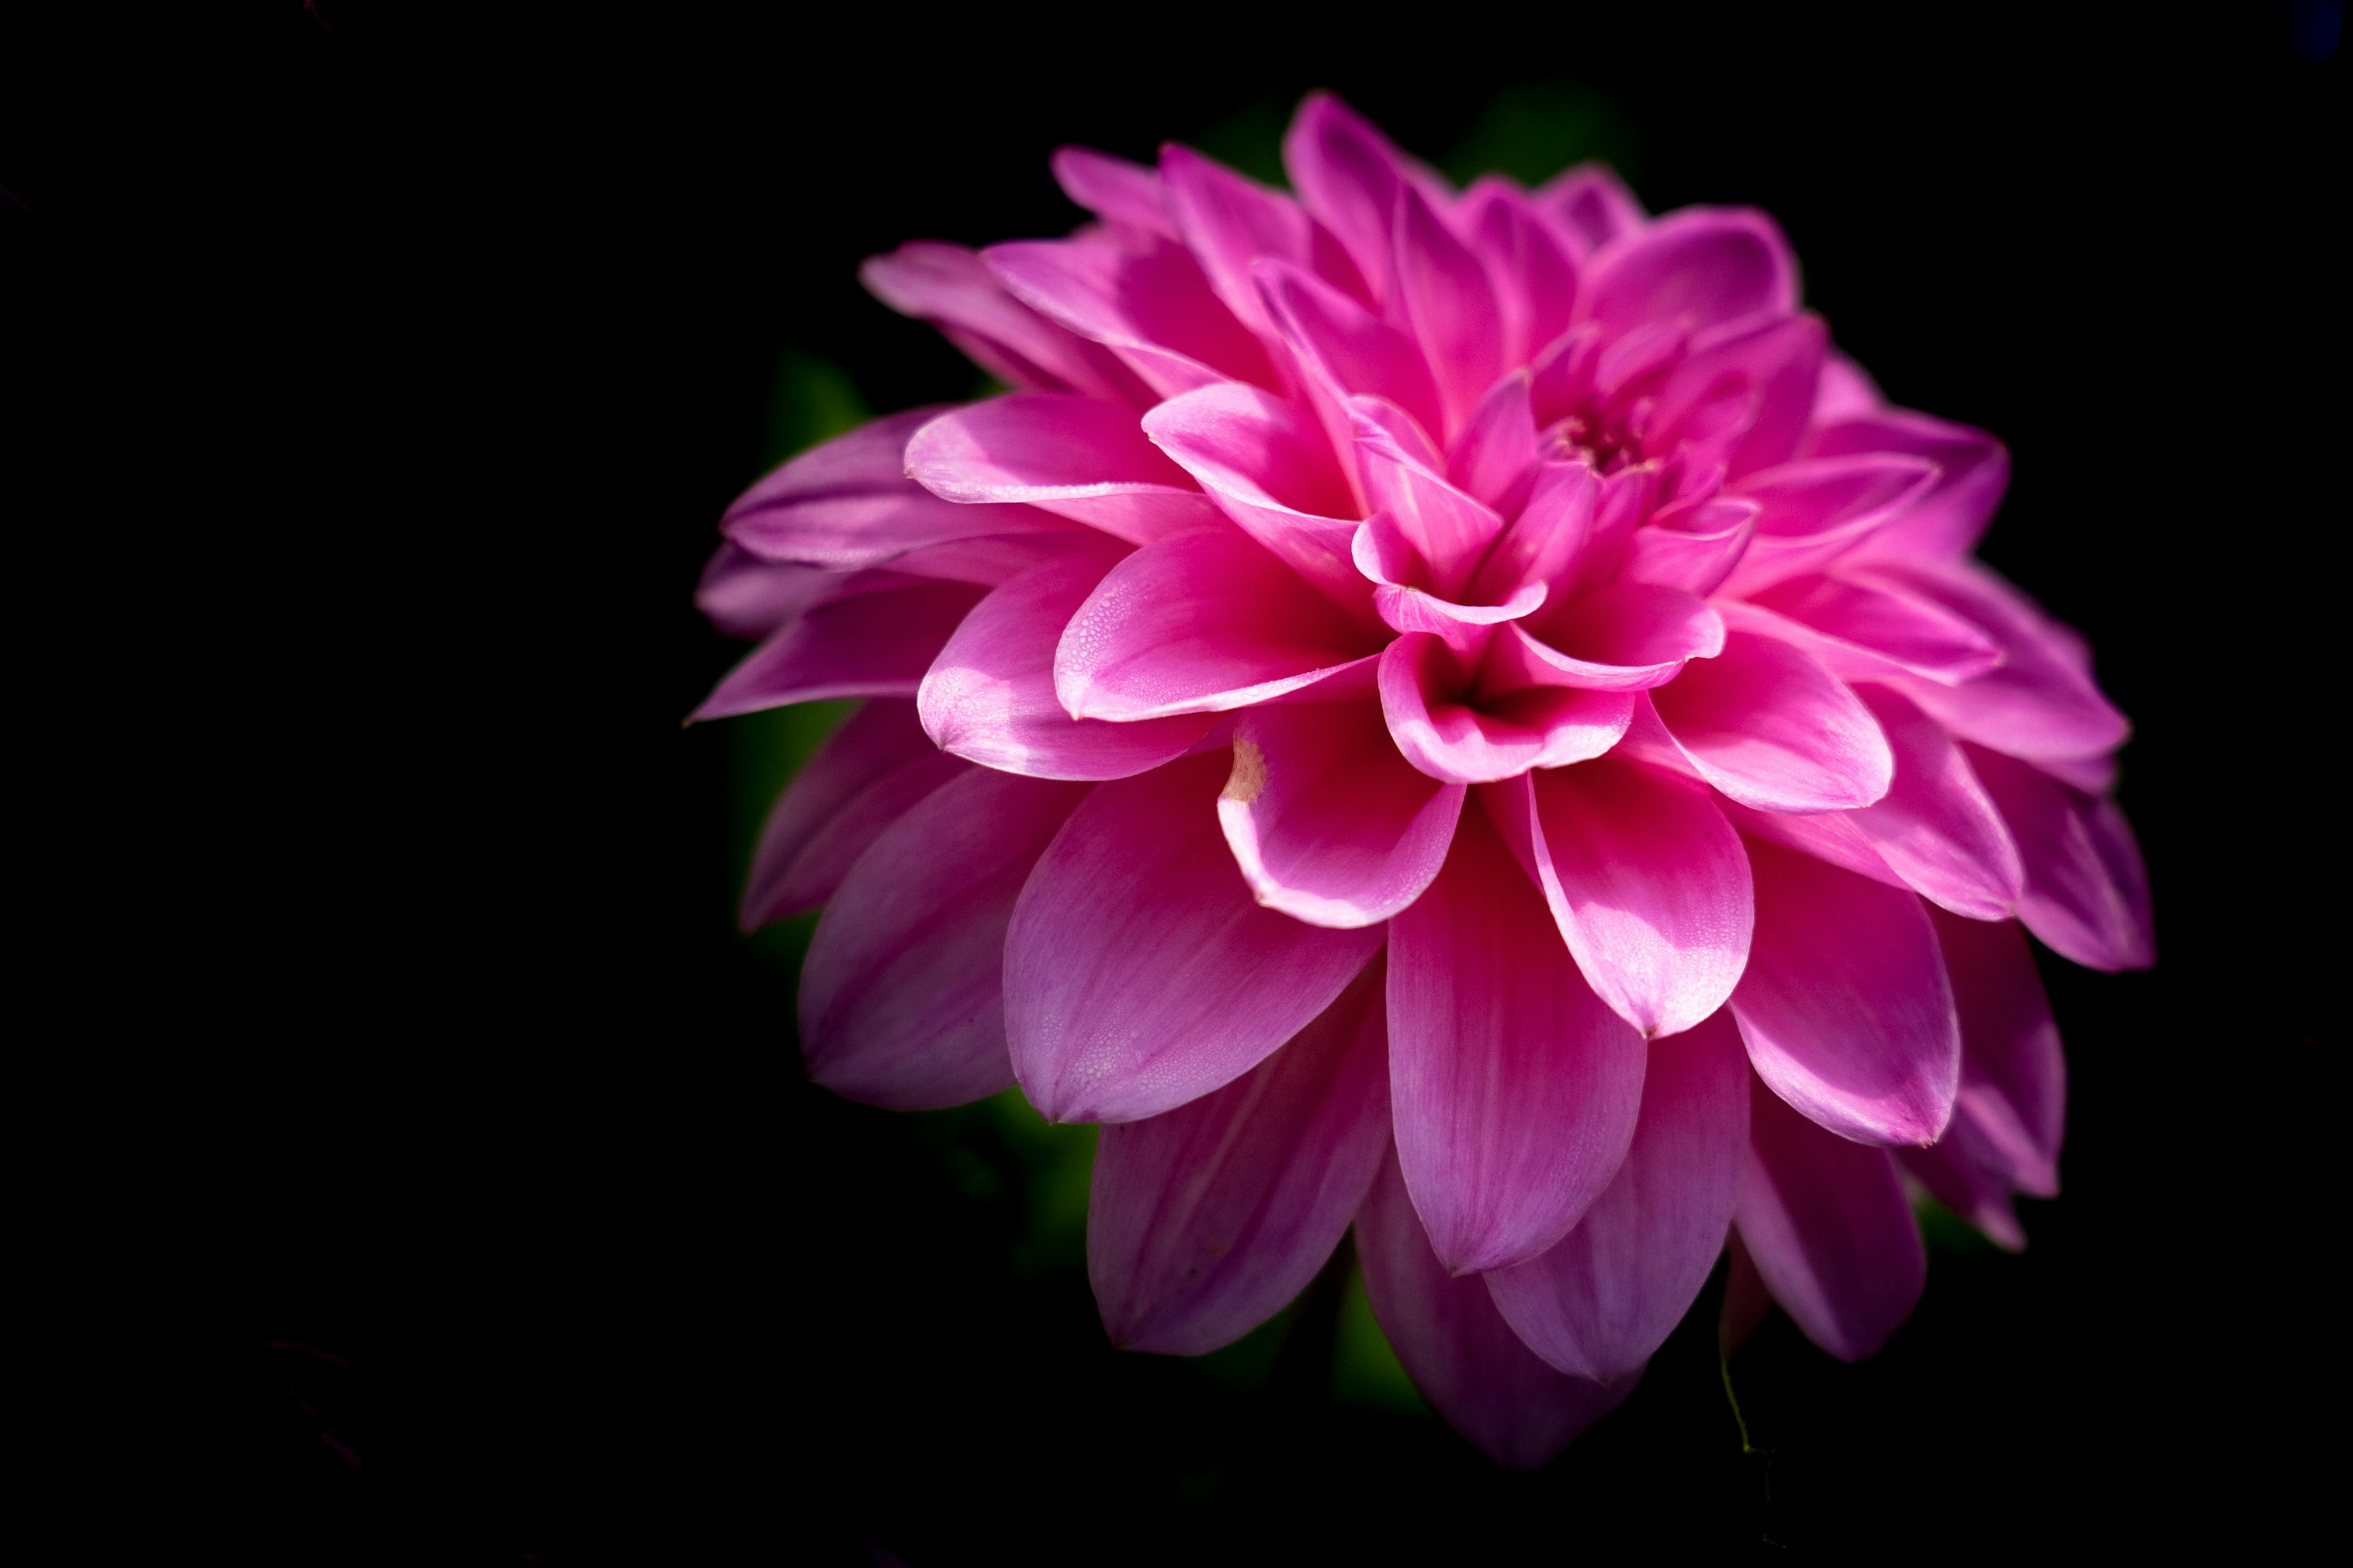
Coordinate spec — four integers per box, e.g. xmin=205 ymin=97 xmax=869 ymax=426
xmin=21 ymin=2 xmax=2340 ymax=1560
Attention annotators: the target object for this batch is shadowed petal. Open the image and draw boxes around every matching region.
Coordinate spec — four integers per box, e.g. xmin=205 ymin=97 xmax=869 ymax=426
xmin=861 ymin=242 xmax=1147 ymax=402
xmin=1460 ymin=178 xmax=1578 ymax=372
xmin=1388 ymin=805 xmax=1648 ymax=1273
xmin=1578 ymin=207 xmax=1797 ymax=341
xmin=801 ymin=770 xmax=1091 ymax=1110
xmin=1929 ymin=907 xmax=2064 ymax=1196
xmin=1717 ymin=453 xmax=1941 ymax=595
xmin=692 ymin=579 xmax=989 ymax=720
xmin=1006 ymin=752 xmax=1386 ymax=1123
xmin=1220 ymin=701 xmax=1464 ymax=928
xmin=1090 ymin=960 xmax=1391 ymax=1355
xmin=1381 ymin=634 xmax=1635 ymax=784
xmin=1965 ymin=745 xmax=2154 ymax=971
xmin=920 ymin=552 xmax=1217 ymax=779
xmin=1533 ymin=162 xmax=1644 ymax=258
xmin=1735 ymin=1079 xmax=1926 ymax=1361
xmin=1730 ymin=838 xmax=1961 ymax=1147
xmin=986 ymin=236 xmax=1275 ymax=398
xmin=740 ymin=700 xmax=969 ymax=929
xmin=1487 ymin=1012 xmax=1749 ymax=1379
xmin=1842 ymin=684 xmax=2024 ymax=919
xmin=1357 ymin=1147 xmax=1636 ymax=1469
xmin=695 ymin=543 xmax=833 ymax=640
xmin=1737 ymin=573 xmax=2003 ymax=687
xmin=1818 ymin=408 xmax=2008 ymax=564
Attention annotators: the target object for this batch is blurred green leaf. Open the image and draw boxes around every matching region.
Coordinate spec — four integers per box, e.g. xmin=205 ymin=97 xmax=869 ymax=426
xmin=1329 ymin=1263 xmax=1429 ymax=1415
xmin=760 ymin=346 xmax=870 ymax=469
xmin=1443 ymin=80 xmax=1642 ymax=189
xmin=1190 ymin=95 xmax=1291 ymax=189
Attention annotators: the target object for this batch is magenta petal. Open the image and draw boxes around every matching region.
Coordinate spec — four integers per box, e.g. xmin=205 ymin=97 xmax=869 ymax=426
xmin=1467 ymin=459 xmax=1600 ymax=604
xmin=1730 ymin=838 xmax=1961 ymax=1147
xmin=1533 ymin=163 xmax=1645 ymax=258
xmin=723 ymin=408 xmax=1076 ymax=571
xmin=1282 ymin=92 xmax=1418 ymax=307
xmin=1254 ymin=258 xmax=1447 ymax=467
xmin=691 ymin=579 xmax=989 ymax=720
xmin=1841 ymin=684 xmax=2025 ymax=920
xmin=861 ymin=242 xmax=1144 ymax=403
xmin=1487 ymin=1012 xmax=1750 ymax=1379
xmin=695 ymin=543 xmax=834 ymax=640
xmin=1648 ymin=631 xmax=1893 ymax=812
xmin=1445 ymin=369 xmax=1541 ymax=512
xmin=1350 ymin=400 xmax=1506 ymax=595
xmin=1578 ymin=207 xmax=1797 ymax=342
xmin=1381 ymin=635 xmax=1636 ymax=784
xmin=1897 ymin=1136 xmax=2026 ymax=1251
xmin=1964 ymin=745 xmax=2155 ymax=971
xmin=1501 ymin=581 xmax=1727 ymax=693
xmin=1356 ymin=1147 xmax=1635 ymax=1469
xmin=985 ymin=236 xmax=1274 ymax=399
xmin=1739 ymin=573 xmax=2003 ymax=687
xmin=1158 ymin=142 xmax=1319 ymax=349
xmin=1050 ymin=145 xmax=1176 ymax=240
xmin=1391 ymin=184 xmax=1505 ymax=440
xmin=1388 ymin=805 xmax=1648 ymax=1272
xmin=1090 ymin=960 xmax=1391 ymax=1355
xmin=1142 ymin=382 xmax=1368 ymax=605
xmin=1650 ymin=313 xmax=1826 ymax=479
xmin=904 ymin=394 xmax=1221 ymax=545
xmin=1055 ymin=527 xmax=1377 ymax=721
xmin=1504 ymin=757 xmax=1755 ymax=1039
xmin=1461 ymin=178 xmax=1579 ymax=372
xmin=800 ymin=770 xmax=1090 ymax=1110
xmin=740 ymin=700 xmax=969 ymax=929
xmin=1819 ymin=408 xmax=2009 ymax=564
xmin=1005 ymin=752 xmax=1386 ymax=1124
xmin=1221 ymin=701 xmax=1465 ymax=929
xmin=1717 ymin=453 xmax=1942 ymax=595
xmin=1734 ymin=1079 xmax=1926 ymax=1361
xmin=1615 ymin=497 xmax=1759 ymax=598
xmin=919 ymin=552 xmax=1216 ymax=780
xmin=1929 ymin=908 xmax=2065 ymax=1196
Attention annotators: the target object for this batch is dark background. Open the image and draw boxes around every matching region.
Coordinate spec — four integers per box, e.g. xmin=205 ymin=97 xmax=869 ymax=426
xmin=24 ymin=2 xmax=2340 ymax=1559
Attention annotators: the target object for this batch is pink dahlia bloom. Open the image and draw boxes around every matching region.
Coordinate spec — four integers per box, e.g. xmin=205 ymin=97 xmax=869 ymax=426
xmin=696 ymin=95 xmax=2152 ymax=1467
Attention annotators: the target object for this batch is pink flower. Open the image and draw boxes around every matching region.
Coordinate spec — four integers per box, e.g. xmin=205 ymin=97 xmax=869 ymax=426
xmin=695 ymin=95 xmax=2152 ymax=1468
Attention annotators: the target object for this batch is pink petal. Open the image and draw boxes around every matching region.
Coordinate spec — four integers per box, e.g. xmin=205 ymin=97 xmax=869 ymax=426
xmin=1381 ymin=634 xmax=1635 ymax=784
xmin=1219 ymin=700 xmax=1465 ymax=928
xmin=1964 ymin=745 xmax=2154 ymax=971
xmin=691 ymin=579 xmax=988 ymax=721
xmin=1459 ymin=178 xmax=1578 ymax=372
xmin=1444 ymin=369 xmax=1541 ymax=512
xmin=1353 ymin=514 xmax=1548 ymax=653
xmin=1716 ymin=452 xmax=1942 ymax=596
xmin=1089 ymin=959 xmax=1391 ymax=1355
xmin=1736 ymin=573 xmax=2004 ymax=685
xmin=1055 ymin=527 xmax=1378 ymax=721
xmin=1005 ymin=751 xmax=1386 ymax=1124
xmin=1648 ymin=313 xmax=1826 ymax=479
xmin=904 ymin=394 xmax=1221 ymax=545
xmin=1533 ymin=163 xmax=1644 ymax=258
xmin=1356 ymin=1147 xmax=1635 ymax=1469
xmin=1491 ymin=756 xmax=1754 ymax=1040
xmin=695 ymin=543 xmax=834 ymax=640
xmin=1842 ymin=684 xmax=2025 ymax=920
xmin=1615 ymin=496 xmax=1759 ymax=597
xmin=1391 ymin=183 xmax=1505 ymax=441
xmin=1730 ymin=837 xmax=1962 ymax=1147
xmin=1648 ymin=630 xmax=1894 ymax=812
xmin=800 ymin=770 xmax=1090 ymax=1110
xmin=740 ymin=699 xmax=969 ymax=929
xmin=919 ymin=552 xmax=1216 ymax=779
xmin=1811 ymin=351 xmax=1883 ymax=424
xmin=1465 ymin=459 xmax=1600 ymax=604
xmin=1486 ymin=1011 xmax=1750 ymax=1379
xmin=1818 ymin=408 xmax=2008 ymax=564
xmin=985 ymin=236 xmax=1275 ymax=399
xmin=1050 ymin=145 xmax=1176 ymax=241
xmin=1499 ymin=581 xmax=1727 ymax=693
xmin=1350 ymin=400 xmax=1506 ymax=596
xmin=1929 ymin=907 xmax=2065 ymax=1196
xmin=1157 ymin=144 xmax=1313 ymax=348
xmin=1387 ymin=805 xmax=1648 ymax=1272
xmin=1734 ymin=1076 xmax=1925 ymax=1361
xmin=1254 ymin=260 xmax=1447 ymax=492
xmin=1578 ymin=207 xmax=1797 ymax=342
xmin=1282 ymin=92 xmax=1417 ymax=307
xmin=1897 ymin=1135 xmax=2026 ymax=1252
xmin=1142 ymin=382 xmax=1368 ymax=606
xmin=860 ymin=242 xmax=1145 ymax=403
xmin=1863 ymin=561 xmax=2130 ymax=761
xmin=723 ymin=407 xmax=1075 ymax=570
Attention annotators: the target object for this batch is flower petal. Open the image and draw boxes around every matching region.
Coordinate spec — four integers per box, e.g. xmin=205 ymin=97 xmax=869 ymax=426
xmin=723 ymin=408 xmax=1075 ymax=570
xmin=1357 ymin=1147 xmax=1635 ymax=1469
xmin=1158 ymin=143 xmax=1315 ymax=348
xmin=800 ymin=770 xmax=1091 ymax=1110
xmin=691 ymin=579 xmax=989 ymax=721
xmin=1491 ymin=757 xmax=1754 ymax=1040
xmin=1730 ymin=837 xmax=1961 ymax=1147
xmin=1964 ymin=745 xmax=2154 ymax=971
xmin=1220 ymin=701 xmax=1464 ymax=929
xmin=1466 ymin=459 xmax=1601 ymax=604
xmin=1648 ymin=630 xmax=1894 ymax=812
xmin=1282 ymin=91 xmax=1418 ymax=306
xmin=1051 ymin=145 xmax=1176 ymax=241
xmin=740 ymin=700 xmax=969 ymax=929
xmin=1445 ymin=368 xmax=1541 ymax=512
xmin=1533 ymin=163 xmax=1644 ymax=258
xmin=1897 ymin=1134 xmax=2026 ymax=1252
xmin=1388 ymin=804 xmax=1648 ymax=1272
xmin=1614 ymin=497 xmax=1759 ymax=597
xmin=1350 ymin=399 xmax=1506 ymax=595
xmin=1089 ymin=959 xmax=1391 ymax=1355
xmin=1486 ymin=1011 xmax=1750 ymax=1379
xmin=1381 ymin=634 xmax=1635 ymax=784
xmin=1734 ymin=574 xmax=2004 ymax=686
xmin=1391 ymin=183 xmax=1505 ymax=440
xmin=1254 ymin=257 xmax=1446 ymax=476
xmin=1818 ymin=408 xmax=2008 ymax=564
xmin=1649 ymin=313 xmax=1826 ymax=479
xmin=1142 ymin=382 xmax=1367 ymax=605
xmin=1459 ymin=178 xmax=1579 ymax=372
xmin=1929 ymin=907 xmax=2065 ymax=1196
xmin=1734 ymin=1079 xmax=1926 ymax=1361
xmin=861 ymin=241 xmax=1146 ymax=403
xmin=919 ymin=552 xmax=1217 ymax=779
xmin=1717 ymin=453 xmax=1941 ymax=595
xmin=1578 ymin=207 xmax=1797 ymax=341
xmin=1006 ymin=751 xmax=1387 ymax=1123
xmin=1498 ymin=581 xmax=1727 ymax=693
xmin=905 ymin=394 xmax=1221 ymax=545
xmin=1842 ymin=684 xmax=2025 ymax=920
xmin=985 ymin=236 xmax=1274 ymax=398
xmin=695 ymin=543 xmax=834 ymax=640
xmin=1055 ymin=527 xmax=1377 ymax=721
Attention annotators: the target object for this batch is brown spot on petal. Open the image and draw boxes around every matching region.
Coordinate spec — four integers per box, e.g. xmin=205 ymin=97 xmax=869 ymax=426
xmin=1223 ymin=737 xmax=1267 ymax=804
